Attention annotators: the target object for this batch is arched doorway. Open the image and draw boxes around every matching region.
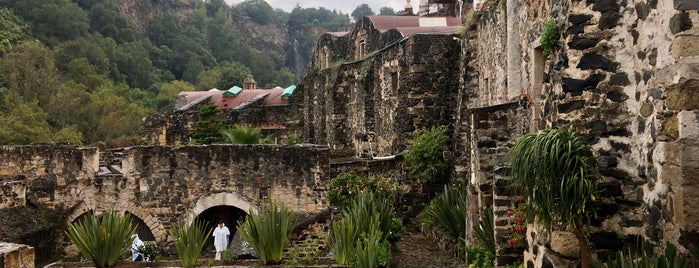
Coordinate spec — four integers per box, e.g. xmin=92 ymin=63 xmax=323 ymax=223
xmin=125 ymin=212 xmax=155 ymax=241
xmin=193 ymin=205 xmax=248 ymax=255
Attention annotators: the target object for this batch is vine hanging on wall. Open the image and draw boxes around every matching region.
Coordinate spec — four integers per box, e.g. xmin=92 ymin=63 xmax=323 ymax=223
xmin=540 ymin=20 xmax=559 ymax=56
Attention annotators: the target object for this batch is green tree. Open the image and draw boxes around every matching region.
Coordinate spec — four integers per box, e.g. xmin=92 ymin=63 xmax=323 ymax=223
xmin=0 ymin=0 xmax=89 ymax=46
xmin=379 ymin=7 xmax=396 ymax=15
xmin=156 ymin=80 xmax=195 ymax=111
xmin=217 ymin=61 xmax=253 ymax=89
xmin=0 ymin=41 xmax=60 ymax=109
xmin=0 ymin=8 xmax=29 ymax=54
xmin=191 ymin=104 xmax=224 ymax=144
xmin=65 ymin=58 xmax=109 ymax=90
xmin=54 ymin=38 xmax=111 ymax=76
xmin=508 ymin=127 xmax=598 ymax=267
xmin=0 ymin=95 xmax=53 ymax=144
xmin=238 ymin=0 xmax=274 ymax=24
xmin=351 ymin=4 xmax=375 ymax=22
xmin=88 ymin=2 xmax=136 ymax=44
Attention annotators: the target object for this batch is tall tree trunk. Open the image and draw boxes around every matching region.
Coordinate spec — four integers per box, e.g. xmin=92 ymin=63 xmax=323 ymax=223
xmin=573 ymin=218 xmax=592 ymax=268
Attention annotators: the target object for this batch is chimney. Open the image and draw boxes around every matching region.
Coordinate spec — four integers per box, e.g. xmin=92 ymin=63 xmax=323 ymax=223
xmin=242 ymin=77 xmax=256 ymax=90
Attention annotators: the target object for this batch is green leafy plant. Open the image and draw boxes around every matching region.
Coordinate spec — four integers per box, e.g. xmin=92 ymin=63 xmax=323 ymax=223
xmin=65 ymin=210 xmax=136 ymax=268
xmin=410 ymin=87 xmax=422 ymax=93
xmin=540 ymin=20 xmax=559 ymax=56
xmin=509 ymin=126 xmax=597 ymax=267
xmin=170 ymin=219 xmax=211 ymax=268
xmin=327 ymin=172 xmax=398 ymax=210
xmin=237 ymin=203 xmax=296 ymax=264
xmin=220 ymin=124 xmax=262 ymax=144
xmin=466 ymin=245 xmax=494 ymax=268
xmin=331 ymin=213 xmax=358 ymax=265
xmin=420 ymin=184 xmax=468 ymax=240
xmin=191 ymin=104 xmax=224 ymax=144
xmin=353 ymin=227 xmax=391 ymax=268
xmin=223 ymin=248 xmax=233 ymax=261
xmin=505 ymin=196 xmax=527 ymax=247
xmin=474 ymin=208 xmax=495 ymax=256
xmin=404 ymin=125 xmax=450 ymax=184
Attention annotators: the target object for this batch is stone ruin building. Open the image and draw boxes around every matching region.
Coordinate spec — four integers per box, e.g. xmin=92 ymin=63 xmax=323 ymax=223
xmin=2 ymin=0 xmax=699 ymax=267
xmin=141 ymin=78 xmax=300 ymax=146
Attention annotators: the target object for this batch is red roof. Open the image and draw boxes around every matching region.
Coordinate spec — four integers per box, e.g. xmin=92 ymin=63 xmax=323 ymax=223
xmin=178 ymin=88 xmax=289 ymax=110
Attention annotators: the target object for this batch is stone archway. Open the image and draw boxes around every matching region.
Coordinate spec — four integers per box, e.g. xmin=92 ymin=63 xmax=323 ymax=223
xmin=185 ymin=192 xmax=257 ymax=225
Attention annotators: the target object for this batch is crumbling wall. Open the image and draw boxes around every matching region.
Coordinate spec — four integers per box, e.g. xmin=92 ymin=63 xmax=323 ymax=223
xmin=465 ymin=0 xmax=699 ymax=267
xmin=300 ymin=30 xmax=461 ymax=158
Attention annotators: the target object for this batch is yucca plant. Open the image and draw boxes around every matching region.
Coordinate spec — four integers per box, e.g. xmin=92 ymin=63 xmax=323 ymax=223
xmin=473 ymin=208 xmax=495 ymax=256
xmin=221 ymin=124 xmax=261 ymax=144
xmin=353 ymin=223 xmax=391 ymax=268
xmin=332 ymin=193 xmax=397 ymax=266
xmin=237 ymin=203 xmax=296 ymax=264
xmin=421 ymin=184 xmax=468 ymax=239
xmin=170 ymin=219 xmax=211 ymax=268
xmin=331 ymin=214 xmax=359 ymax=265
xmin=65 ymin=210 xmax=136 ymax=268
xmin=509 ymin=126 xmax=597 ymax=267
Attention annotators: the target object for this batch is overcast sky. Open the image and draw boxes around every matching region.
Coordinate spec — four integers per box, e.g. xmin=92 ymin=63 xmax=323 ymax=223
xmin=224 ymin=0 xmax=409 ymax=15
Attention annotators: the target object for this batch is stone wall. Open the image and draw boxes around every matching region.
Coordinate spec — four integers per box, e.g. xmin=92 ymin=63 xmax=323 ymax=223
xmin=0 ymin=144 xmax=331 ymax=259
xmin=300 ymin=30 xmax=461 ymax=158
xmin=0 ymin=243 xmax=34 ymax=268
xmin=463 ymin=0 xmax=699 ymax=266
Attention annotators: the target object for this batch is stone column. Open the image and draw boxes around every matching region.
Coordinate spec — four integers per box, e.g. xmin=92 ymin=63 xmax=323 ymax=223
xmin=506 ymin=0 xmax=522 ymax=100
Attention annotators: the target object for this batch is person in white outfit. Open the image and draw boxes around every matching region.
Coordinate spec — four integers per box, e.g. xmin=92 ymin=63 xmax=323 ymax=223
xmin=130 ymin=234 xmax=145 ymax=261
xmin=212 ymin=220 xmax=230 ymax=260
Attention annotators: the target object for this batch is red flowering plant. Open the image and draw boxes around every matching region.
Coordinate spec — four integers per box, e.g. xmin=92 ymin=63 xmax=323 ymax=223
xmin=506 ymin=196 xmax=527 ymax=247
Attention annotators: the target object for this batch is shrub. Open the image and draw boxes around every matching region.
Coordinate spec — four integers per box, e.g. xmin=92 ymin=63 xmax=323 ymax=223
xmin=237 ymin=203 xmax=296 ymax=264
xmin=466 ymin=245 xmax=494 ymax=268
xmin=404 ymin=125 xmax=450 ymax=184
xmin=420 ymin=184 xmax=468 ymax=239
xmin=65 ymin=210 xmax=136 ymax=268
xmin=327 ymin=173 xmax=398 ymax=210
xmin=171 ymin=219 xmax=211 ymax=268
xmin=540 ymin=20 xmax=559 ymax=56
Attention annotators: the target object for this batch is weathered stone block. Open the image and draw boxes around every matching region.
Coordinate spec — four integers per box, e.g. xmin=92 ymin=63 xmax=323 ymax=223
xmin=674 ymin=0 xmax=699 ymax=11
xmin=550 ymin=230 xmax=578 ymax=258
xmin=672 ymin=33 xmax=699 ymax=59
xmin=667 ymin=80 xmax=699 ymax=111
xmin=659 ymin=115 xmax=679 ymax=141
xmin=568 ymin=37 xmax=600 ymax=50
xmin=678 ymin=110 xmax=699 ymax=141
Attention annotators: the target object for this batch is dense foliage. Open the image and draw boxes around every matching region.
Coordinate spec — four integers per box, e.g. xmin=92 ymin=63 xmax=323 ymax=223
xmin=404 ymin=125 xmax=451 ymax=184
xmin=237 ymin=203 xmax=296 ymax=264
xmin=327 ymin=172 xmax=398 ymax=210
xmin=65 ymin=210 xmax=136 ymax=268
xmin=0 ymin=0 xmax=354 ymax=146
xmin=419 ymin=185 xmax=468 ymax=240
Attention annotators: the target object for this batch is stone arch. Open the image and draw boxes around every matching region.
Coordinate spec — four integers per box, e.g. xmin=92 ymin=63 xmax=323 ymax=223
xmin=65 ymin=203 xmax=166 ymax=243
xmin=185 ymin=192 xmax=256 ymax=225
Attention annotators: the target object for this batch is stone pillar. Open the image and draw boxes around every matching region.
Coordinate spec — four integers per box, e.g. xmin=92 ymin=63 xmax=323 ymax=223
xmin=0 ymin=243 xmax=34 ymax=268
xmin=506 ymin=0 xmax=522 ymax=100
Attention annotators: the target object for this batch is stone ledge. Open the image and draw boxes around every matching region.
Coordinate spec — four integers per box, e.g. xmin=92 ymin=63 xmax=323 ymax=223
xmin=0 ymin=242 xmax=35 ymax=268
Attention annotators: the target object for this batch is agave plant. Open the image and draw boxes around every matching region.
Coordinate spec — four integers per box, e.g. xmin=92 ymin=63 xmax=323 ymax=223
xmin=421 ymin=184 xmax=468 ymax=240
xmin=473 ymin=208 xmax=495 ymax=256
xmin=65 ymin=210 xmax=136 ymax=268
xmin=221 ymin=124 xmax=262 ymax=144
xmin=331 ymin=193 xmax=397 ymax=266
xmin=237 ymin=203 xmax=296 ymax=264
xmin=509 ymin=126 xmax=597 ymax=267
xmin=170 ymin=219 xmax=211 ymax=268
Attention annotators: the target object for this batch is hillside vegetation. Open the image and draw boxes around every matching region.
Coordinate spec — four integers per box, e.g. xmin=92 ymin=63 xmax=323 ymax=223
xmin=0 ymin=0 xmax=350 ymax=147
